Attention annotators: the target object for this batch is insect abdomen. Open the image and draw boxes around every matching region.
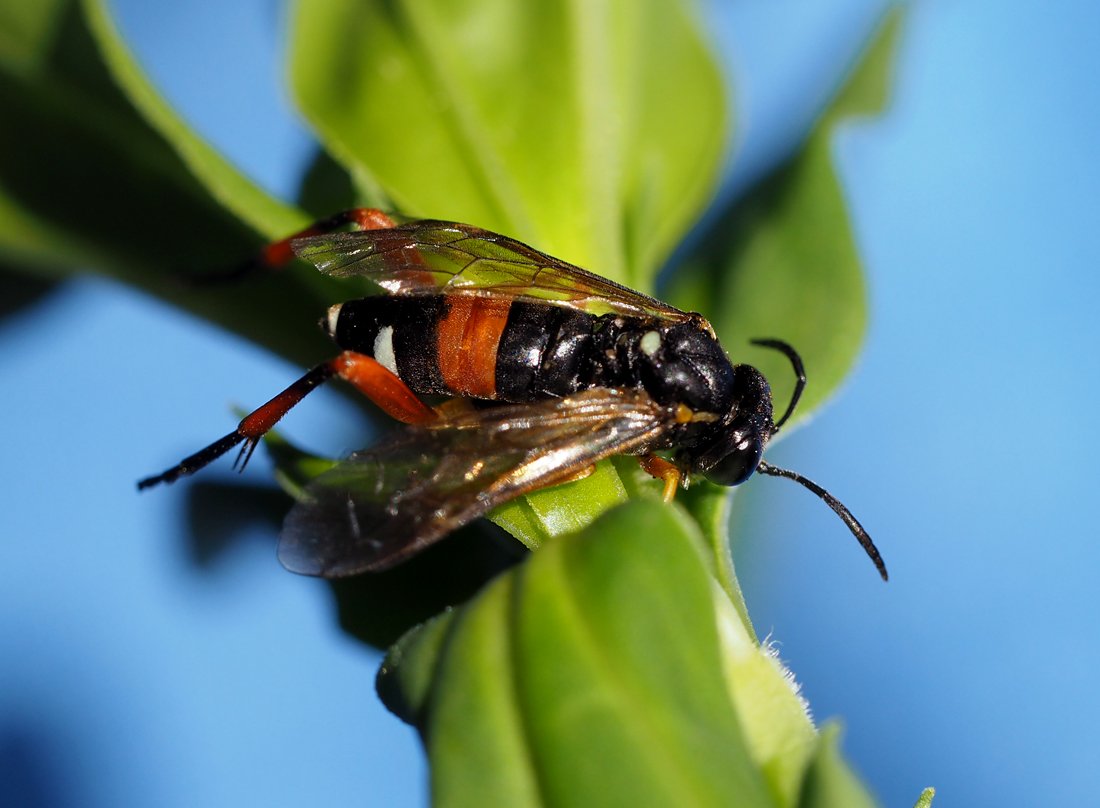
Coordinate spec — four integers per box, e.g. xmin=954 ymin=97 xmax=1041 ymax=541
xmin=329 ymin=296 xmax=448 ymax=394
xmin=329 ymin=296 xmax=612 ymax=403
xmin=494 ymin=301 xmax=602 ymax=400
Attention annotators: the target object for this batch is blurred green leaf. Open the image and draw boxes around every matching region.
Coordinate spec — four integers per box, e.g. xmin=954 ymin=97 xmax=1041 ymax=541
xmin=913 ymin=787 xmax=936 ymax=808
xmin=81 ymin=0 xmax=303 ymax=239
xmin=263 ymin=428 xmax=339 ymax=500
xmin=379 ymin=501 xmax=777 ymax=807
xmin=289 ymin=0 xmax=726 ymax=290
xmin=796 ymin=724 xmax=878 ymax=808
xmin=0 ymin=0 xmax=341 ymax=364
xmin=669 ymin=9 xmax=903 ymax=425
xmin=296 ymin=148 xmax=361 ymax=218
xmin=0 ymin=0 xmax=67 ymax=75
xmin=0 ymin=0 xmax=259 ymax=275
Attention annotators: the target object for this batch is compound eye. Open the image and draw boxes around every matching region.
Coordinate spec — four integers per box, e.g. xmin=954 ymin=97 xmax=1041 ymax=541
xmin=705 ymin=439 xmax=763 ymax=486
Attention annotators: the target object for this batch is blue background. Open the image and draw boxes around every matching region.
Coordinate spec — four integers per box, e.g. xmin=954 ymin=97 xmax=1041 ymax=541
xmin=3 ymin=1 xmax=1098 ymax=805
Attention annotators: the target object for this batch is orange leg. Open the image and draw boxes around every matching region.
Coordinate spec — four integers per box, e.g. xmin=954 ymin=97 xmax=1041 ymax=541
xmin=328 ymin=352 xmax=437 ymax=426
xmin=138 ymin=350 xmax=434 ymax=490
xmin=638 ymin=455 xmax=682 ymax=503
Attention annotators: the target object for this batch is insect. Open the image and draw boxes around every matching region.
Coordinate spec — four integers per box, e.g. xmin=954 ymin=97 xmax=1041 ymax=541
xmin=139 ymin=209 xmax=887 ymax=581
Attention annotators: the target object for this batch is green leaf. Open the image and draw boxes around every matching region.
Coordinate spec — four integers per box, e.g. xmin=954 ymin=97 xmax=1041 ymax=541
xmin=713 ymin=591 xmax=816 ymax=806
xmin=668 ymin=8 xmax=904 ymax=425
xmin=913 ymin=787 xmax=936 ymax=808
xmin=0 ymin=0 xmax=68 ymax=74
xmin=379 ymin=501 xmax=782 ymax=807
xmin=0 ymin=0 xmax=255 ymax=275
xmin=0 ymin=0 xmax=340 ymax=365
xmin=796 ymin=724 xmax=878 ymax=808
xmin=488 ymin=460 xmax=630 ymax=552
xmin=675 ymin=475 xmax=756 ymax=639
xmin=289 ymin=0 xmax=726 ymax=290
xmin=80 ymin=0 xmax=304 ymax=239
xmin=375 ymin=608 xmax=457 ymax=726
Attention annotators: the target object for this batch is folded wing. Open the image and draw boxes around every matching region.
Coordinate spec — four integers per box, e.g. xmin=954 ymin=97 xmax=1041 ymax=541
xmin=279 ymin=388 xmax=675 ymax=577
xmin=291 ymin=219 xmax=690 ymax=322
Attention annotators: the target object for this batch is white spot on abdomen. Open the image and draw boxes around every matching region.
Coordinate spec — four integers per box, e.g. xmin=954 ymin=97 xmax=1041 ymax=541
xmin=373 ymin=325 xmax=398 ymax=374
xmin=640 ymin=330 xmax=661 ymax=357
xmin=325 ymin=303 xmax=342 ymax=337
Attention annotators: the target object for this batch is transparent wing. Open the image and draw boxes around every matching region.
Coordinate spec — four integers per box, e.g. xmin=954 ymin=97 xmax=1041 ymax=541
xmin=278 ymin=388 xmax=674 ymax=577
xmin=291 ymin=219 xmax=691 ymax=322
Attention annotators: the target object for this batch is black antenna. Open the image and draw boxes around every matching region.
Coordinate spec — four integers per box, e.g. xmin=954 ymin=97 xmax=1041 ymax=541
xmin=751 ymin=338 xmax=805 ymax=432
xmin=749 ymin=338 xmax=886 ymax=581
xmin=757 ymin=461 xmax=888 ymax=581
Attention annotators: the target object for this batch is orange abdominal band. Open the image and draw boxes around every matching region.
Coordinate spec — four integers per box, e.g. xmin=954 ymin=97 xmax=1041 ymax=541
xmin=436 ymin=296 xmax=513 ymax=399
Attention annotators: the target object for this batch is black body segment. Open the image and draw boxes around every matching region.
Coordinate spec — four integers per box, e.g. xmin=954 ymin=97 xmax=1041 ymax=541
xmin=330 ymin=296 xmax=448 ymax=394
xmin=495 ymin=301 xmax=602 ymax=400
xmin=329 ymin=295 xmax=743 ymax=420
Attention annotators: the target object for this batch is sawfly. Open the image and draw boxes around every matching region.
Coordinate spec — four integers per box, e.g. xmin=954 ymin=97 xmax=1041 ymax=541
xmin=140 ymin=209 xmax=886 ymax=580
